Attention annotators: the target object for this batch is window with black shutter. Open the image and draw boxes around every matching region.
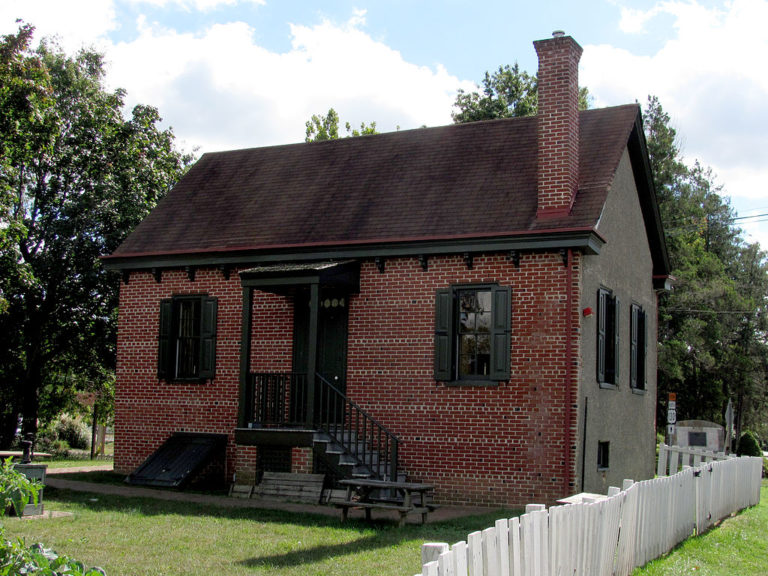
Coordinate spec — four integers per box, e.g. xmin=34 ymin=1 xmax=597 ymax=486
xmin=597 ymin=288 xmax=619 ymax=387
xmin=158 ymin=295 xmax=217 ymax=382
xmin=434 ymin=284 xmax=511 ymax=384
xmin=630 ymin=303 xmax=647 ymax=390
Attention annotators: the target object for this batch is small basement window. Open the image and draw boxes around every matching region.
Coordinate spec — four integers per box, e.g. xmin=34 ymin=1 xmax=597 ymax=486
xmin=597 ymin=441 xmax=610 ymax=470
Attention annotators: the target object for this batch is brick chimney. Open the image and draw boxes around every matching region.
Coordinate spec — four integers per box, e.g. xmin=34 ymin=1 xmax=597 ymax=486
xmin=533 ymin=32 xmax=583 ymax=218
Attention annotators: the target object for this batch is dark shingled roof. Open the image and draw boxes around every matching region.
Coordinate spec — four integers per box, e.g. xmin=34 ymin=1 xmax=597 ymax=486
xmin=108 ymin=104 xmax=664 ymax=271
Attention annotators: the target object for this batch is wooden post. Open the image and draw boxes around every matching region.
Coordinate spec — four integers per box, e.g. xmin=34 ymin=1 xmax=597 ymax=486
xmin=238 ymin=286 xmax=254 ymax=427
xmin=421 ymin=543 xmax=449 ymax=565
xmin=306 ymin=282 xmax=319 ymax=427
xmin=90 ymin=402 xmax=98 ymax=460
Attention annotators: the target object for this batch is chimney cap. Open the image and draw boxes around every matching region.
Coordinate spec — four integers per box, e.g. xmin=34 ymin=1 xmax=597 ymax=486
xmin=552 ymin=30 xmax=566 ymax=38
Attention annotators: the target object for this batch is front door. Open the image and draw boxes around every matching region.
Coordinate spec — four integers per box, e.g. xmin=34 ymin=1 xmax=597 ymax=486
xmin=292 ymin=290 xmax=349 ymax=420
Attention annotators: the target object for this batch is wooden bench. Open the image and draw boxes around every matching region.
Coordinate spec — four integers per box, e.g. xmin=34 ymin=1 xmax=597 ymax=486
xmin=254 ymin=472 xmax=325 ymax=504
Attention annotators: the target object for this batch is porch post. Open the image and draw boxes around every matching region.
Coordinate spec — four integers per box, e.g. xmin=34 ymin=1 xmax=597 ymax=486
xmin=306 ymin=281 xmax=319 ymax=427
xmin=238 ymin=286 xmax=254 ymax=428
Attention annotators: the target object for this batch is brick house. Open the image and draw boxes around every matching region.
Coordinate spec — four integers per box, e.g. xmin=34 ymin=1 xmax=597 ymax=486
xmin=104 ymin=33 xmax=670 ymax=506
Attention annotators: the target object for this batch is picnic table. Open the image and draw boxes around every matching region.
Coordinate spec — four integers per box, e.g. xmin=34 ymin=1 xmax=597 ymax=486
xmin=335 ymin=478 xmax=438 ymax=527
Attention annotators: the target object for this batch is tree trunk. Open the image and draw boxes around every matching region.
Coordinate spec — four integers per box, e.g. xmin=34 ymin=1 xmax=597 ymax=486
xmin=21 ymin=358 xmax=42 ymax=438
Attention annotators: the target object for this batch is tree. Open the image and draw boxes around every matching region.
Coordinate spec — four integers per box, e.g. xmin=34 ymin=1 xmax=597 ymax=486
xmin=451 ymin=63 xmax=590 ymax=123
xmin=0 ymin=25 xmax=192 ymax=446
xmin=644 ymin=96 xmax=768 ymax=439
xmin=305 ymin=108 xmax=378 ymax=142
xmin=0 ymin=23 xmax=57 ymax=315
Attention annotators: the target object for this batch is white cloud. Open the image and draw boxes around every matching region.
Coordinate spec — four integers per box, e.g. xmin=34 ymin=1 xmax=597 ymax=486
xmin=582 ymin=0 xmax=768 ymax=246
xmin=1 ymin=2 xmax=471 ymax=154
xmin=618 ymin=5 xmax=663 ymax=33
xmin=0 ymin=0 xmax=117 ymax=53
xmin=124 ymin=0 xmax=265 ymax=10
xmin=105 ymin=10 xmax=472 ymax=151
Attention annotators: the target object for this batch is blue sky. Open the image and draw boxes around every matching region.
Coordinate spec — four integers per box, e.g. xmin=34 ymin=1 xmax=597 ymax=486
xmin=2 ymin=0 xmax=767 ymax=248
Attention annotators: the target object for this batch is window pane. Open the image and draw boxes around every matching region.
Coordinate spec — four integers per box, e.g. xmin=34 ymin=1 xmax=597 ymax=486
xmin=459 ymin=334 xmax=476 ymax=356
xmin=477 ymin=291 xmax=491 ymax=312
xmin=456 ymin=288 xmax=494 ymax=379
xmin=459 ymin=311 xmax=475 ymax=333
xmin=476 ymin=335 xmax=490 ymax=375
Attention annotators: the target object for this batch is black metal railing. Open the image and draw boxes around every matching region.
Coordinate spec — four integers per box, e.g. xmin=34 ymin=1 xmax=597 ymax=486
xmin=248 ymin=372 xmax=308 ymax=427
xmin=315 ymin=373 xmax=399 ymax=481
xmin=246 ymin=371 xmax=399 ymax=481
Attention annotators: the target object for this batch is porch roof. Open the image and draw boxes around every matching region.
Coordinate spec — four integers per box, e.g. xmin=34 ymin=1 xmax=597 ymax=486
xmin=239 ymin=260 xmax=360 ymax=294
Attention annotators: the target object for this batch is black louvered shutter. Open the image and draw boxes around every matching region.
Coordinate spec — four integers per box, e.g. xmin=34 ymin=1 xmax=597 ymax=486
xmin=638 ymin=307 xmax=646 ymax=389
xmin=489 ymin=285 xmax=512 ymax=381
xmin=434 ymin=288 xmax=453 ymax=381
xmin=597 ymin=289 xmax=606 ymax=382
xmin=613 ymin=297 xmax=620 ymax=384
xmin=630 ymin=304 xmax=639 ymax=388
xmin=199 ymin=297 xmax=218 ymax=380
xmin=158 ymin=299 xmax=173 ymax=379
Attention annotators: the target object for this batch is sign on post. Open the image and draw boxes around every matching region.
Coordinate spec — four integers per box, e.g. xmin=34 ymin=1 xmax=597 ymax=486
xmin=667 ymin=393 xmax=677 ymax=443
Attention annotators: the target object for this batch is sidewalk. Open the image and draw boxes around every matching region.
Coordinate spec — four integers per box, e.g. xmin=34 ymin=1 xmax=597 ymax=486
xmin=45 ymin=466 xmax=499 ymax=525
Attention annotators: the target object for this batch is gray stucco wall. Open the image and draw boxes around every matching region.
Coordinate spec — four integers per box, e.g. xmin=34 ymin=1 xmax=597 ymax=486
xmin=577 ymin=148 xmax=659 ymax=494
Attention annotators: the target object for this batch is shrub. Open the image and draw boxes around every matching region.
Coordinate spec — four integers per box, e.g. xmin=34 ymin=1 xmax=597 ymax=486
xmin=54 ymin=415 xmax=89 ymax=451
xmin=736 ymin=430 xmax=762 ymax=457
xmin=0 ymin=457 xmax=39 ymax=517
xmin=0 ymin=536 xmax=107 ymax=575
xmin=1 ymin=459 xmax=105 ymax=574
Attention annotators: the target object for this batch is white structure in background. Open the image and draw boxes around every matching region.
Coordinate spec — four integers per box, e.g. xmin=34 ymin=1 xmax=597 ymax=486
xmin=672 ymin=420 xmax=725 ymax=453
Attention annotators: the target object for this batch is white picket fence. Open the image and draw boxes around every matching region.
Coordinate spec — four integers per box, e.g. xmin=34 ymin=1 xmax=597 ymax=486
xmin=656 ymin=443 xmax=732 ymax=476
xmin=417 ymin=455 xmax=762 ymax=576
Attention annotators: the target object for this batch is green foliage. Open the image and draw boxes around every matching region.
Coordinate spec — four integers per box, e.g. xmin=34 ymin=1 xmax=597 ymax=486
xmin=451 ymin=62 xmax=590 ymax=123
xmin=737 ymin=431 xmax=762 ymax=457
xmin=0 ymin=534 xmax=106 ymax=576
xmin=53 ymin=416 xmax=89 ymax=451
xmin=0 ymin=24 xmax=192 ymax=446
xmin=646 ymin=96 xmax=768 ymax=438
xmin=305 ymin=108 xmax=378 ymax=142
xmin=0 ymin=458 xmax=39 ymax=517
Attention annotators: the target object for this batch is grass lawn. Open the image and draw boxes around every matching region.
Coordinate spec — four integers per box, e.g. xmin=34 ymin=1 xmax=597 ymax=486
xmin=633 ymin=480 xmax=768 ymax=576
xmin=46 ymin=457 xmax=114 ymax=469
xmin=2 ymin=486 xmax=514 ymax=576
xmin=3 ymin=480 xmax=765 ymax=575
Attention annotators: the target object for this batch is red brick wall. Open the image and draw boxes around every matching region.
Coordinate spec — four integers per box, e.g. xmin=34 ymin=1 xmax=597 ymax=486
xmin=114 ymin=267 xmax=291 ymax=481
xmin=291 ymin=447 xmax=313 ymax=474
xmin=346 ymin=252 xmax=578 ymax=506
xmin=115 ymin=250 xmax=579 ymax=506
xmin=533 ymin=35 xmax=583 ymax=217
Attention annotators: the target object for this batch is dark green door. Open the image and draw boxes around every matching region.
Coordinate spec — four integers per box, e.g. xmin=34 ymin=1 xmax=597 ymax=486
xmin=292 ymin=290 xmax=348 ymax=420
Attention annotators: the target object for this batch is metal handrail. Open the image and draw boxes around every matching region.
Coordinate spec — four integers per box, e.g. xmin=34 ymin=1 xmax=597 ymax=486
xmin=315 ymin=373 xmax=399 ymax=481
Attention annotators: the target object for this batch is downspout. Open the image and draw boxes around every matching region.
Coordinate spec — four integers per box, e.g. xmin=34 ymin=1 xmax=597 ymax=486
xmin=564 ymin=248 xmax=574 ymax=494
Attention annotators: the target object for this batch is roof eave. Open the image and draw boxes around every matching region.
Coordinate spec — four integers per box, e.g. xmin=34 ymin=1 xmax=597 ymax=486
xmin=102 ymin=228 xmax=606 ymax=272
xmin=628 ymin=110 xmax=671 ymax=278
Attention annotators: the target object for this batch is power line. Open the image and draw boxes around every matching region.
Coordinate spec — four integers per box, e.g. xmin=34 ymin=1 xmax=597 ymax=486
xmin=664 ymin=308 xmax=762 ymax=315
